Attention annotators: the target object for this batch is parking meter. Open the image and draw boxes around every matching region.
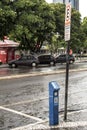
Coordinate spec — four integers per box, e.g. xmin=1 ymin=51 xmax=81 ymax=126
xmin=49 ymin=81 xmax=60 ymax=126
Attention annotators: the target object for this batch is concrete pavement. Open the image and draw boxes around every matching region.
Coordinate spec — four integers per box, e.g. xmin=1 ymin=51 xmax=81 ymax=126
xmin=11 ymin=109 xmax=87 ymax=130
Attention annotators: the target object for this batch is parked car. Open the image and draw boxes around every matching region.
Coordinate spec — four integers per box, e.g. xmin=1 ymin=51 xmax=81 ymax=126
xmin=38 ymin=54 xmax=56 ymax=66
xmin=0 ymin=60 xmax=2 ymax=65
xmin=55 ymin=54 xmax=75 ymax=64
xmin=8 ymin=55 xmax=39 ymax=68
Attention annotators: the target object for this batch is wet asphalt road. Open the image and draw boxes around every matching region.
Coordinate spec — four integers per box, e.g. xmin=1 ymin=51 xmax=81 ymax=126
xmin=0 ymin=61 xmax=87 ymax=77
xmin=0 ymin=61 xmax=87 ymax=130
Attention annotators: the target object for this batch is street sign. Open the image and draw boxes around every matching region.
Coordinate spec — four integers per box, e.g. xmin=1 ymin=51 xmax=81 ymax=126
xmin=65 ymin=3 xmax=71 ymax=26
xmin=65 ymin=3 xmax=71 ymax=41
xmin=65 ymin=25 xmax=70 ymax=41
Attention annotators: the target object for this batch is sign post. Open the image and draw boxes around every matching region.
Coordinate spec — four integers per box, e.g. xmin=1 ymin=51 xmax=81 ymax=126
xmin=64 ymin=3 xmax=71 ymax=121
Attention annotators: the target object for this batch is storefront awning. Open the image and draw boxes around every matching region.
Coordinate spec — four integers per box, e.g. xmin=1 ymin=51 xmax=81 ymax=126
xmin=0 ymin=40 xmax=19 ymax=47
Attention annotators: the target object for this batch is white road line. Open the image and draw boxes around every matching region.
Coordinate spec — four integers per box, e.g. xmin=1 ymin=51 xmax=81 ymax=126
xmin=59 ymin=108 xmax=87 ymax=119
xmin=3 ymin=97 xmax=48 ymax=107
xmin=58 ymin=121 xmax=87 ymax=128
xmin=11 ymin=120 xmax=48 ymax=130
xmin=11 ymin=124 xmax=47 ymax=130
xmin=0 ymin=106 xmax=43 ymax=122
xmin=11 ymin=109 xmax=87 ymax=130
xmin=11 ymin=121 xmax=87 ymax=130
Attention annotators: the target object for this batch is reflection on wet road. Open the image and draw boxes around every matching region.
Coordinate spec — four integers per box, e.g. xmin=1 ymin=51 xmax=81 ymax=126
xmin=0 ymin=62 xmax=87 ymax=77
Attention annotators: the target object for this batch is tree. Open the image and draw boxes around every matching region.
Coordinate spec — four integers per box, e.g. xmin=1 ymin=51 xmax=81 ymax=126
xmin=52 ymin=3 xmax=65 ymax=37
xmin=69 ymin=9 xmax=85 ymax=53
xmin=0 ymin=1 xmax=16 ymax=39
xmin=0 ymin=0 xmax=86 ymax=54
xmin=81 ymin=17 xmax=87 ymax=52
xmin=10 ymin=0 xmax=56 ymax=52
xmin=53 ymin=4 xmax=85 ymax=53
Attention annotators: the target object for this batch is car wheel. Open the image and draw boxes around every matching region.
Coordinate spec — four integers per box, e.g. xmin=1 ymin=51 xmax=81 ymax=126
xmin=50 ymin=61 xmax=55 ymax=66
xmin=69 ymin=60 xmax=74 ymax=64
xmin=0 ymin=61 xmax=2 ymax=65
xmin=11 ymin=63 xmax=17 ymax=68
xmin=31 ymin=62 xmax=37 ymax=67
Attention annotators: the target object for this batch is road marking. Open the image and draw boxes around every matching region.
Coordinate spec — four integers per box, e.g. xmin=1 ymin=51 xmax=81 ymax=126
xmin=11 ymin=124 xmax=47 ymax=130
xmin=60 ymin=108 xmax=87 ymax=118
xmin=0 ymin=105 xmax=87 ymax=130
xmin=11 ymin=121 xmax=87 ymax=130
xmin=11 ymin=119 xmax=49 ymax=130
xmin=11 ymin=115 xmax=87 ymax=129
xmin=0 ymin=106 xmax=43 ymax=122
xmin=11 ymin=109 xmax=87 ymax=130
xmin=3 ymin=97 xmax=48 ymax=107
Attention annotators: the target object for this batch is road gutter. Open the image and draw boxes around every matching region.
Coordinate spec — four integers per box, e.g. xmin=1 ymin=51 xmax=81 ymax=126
xmin=0 ymin=68 xmax=87 ymax=80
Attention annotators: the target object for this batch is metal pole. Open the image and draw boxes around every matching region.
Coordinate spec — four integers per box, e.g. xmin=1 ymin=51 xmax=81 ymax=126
xmin=64 ymin=41 xmax=70 ymax=121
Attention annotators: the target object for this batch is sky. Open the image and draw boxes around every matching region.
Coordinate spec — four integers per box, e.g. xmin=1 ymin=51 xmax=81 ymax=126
xmin=46 ymin=0 xmax=87 ymax=19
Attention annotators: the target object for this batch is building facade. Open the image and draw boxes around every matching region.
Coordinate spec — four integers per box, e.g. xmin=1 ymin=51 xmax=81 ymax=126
xmin=53 ymin=0 xmax=79 ymax=10
xmin=0 ymin=39 xmax=19 ymax=63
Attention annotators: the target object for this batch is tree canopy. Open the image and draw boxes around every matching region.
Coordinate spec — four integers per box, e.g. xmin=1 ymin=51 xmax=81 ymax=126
xmin=0 ymin=0 xmax=87 ymax=53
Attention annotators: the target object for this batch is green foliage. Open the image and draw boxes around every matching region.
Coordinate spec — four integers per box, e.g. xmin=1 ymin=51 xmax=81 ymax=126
xmin=0 ymin=0 xmax=16 ymax=39
xmin=52 ymin=3 xmax=65 ymax=36
xmin=10 ymin=0 xmax=56 ymax=52
xmin=68 ymin=9 xmax=85 ymax=53
xmin=81 ymin=17 xmax=87 ymax=51
xmin=0 ymin=0 xmax=87 ymax=53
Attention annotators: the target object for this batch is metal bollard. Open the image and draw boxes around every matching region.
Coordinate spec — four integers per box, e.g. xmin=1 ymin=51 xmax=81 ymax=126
xmin=49 ymin=81 xmax=60 ymax=126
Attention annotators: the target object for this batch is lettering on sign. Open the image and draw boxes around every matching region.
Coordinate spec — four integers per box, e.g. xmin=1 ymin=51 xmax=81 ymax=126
xmin=65 ymin=3 xmax=71 ymax=41
xmin=65 ymin=3 xmax=71 ymax=26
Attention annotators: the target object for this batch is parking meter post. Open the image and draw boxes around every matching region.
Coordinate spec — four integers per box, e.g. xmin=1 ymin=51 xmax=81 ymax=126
xmin=49 ymin=81 xmax=60 ymax=126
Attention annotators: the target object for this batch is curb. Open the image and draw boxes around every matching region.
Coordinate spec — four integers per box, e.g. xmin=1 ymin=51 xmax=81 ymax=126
xmin=0 ymin=67 xmax=87 ymax=80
